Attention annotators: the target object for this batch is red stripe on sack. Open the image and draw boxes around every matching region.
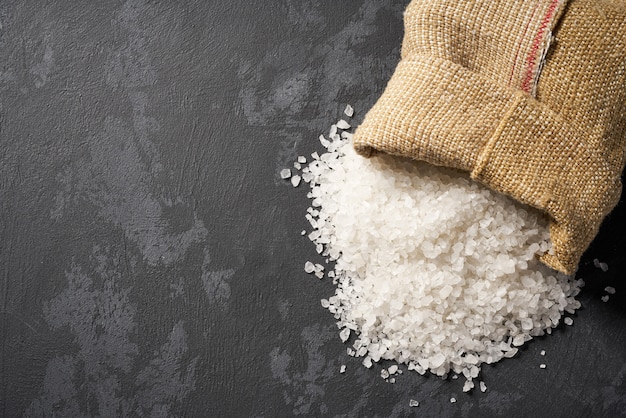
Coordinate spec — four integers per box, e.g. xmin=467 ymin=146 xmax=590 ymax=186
xmin=520 ymin=0 xmax=560 ymax=93
xmin=508 ymin=0 xmax=542 ymax=86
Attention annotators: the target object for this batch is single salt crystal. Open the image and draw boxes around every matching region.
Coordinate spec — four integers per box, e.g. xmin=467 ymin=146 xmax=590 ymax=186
xmin=594 ymin=258 xmax=609 ymax=272
xmin=389 ymin=378 xmax=396 ymax=384
xmin=564 ymin=317 xmax=573 ymax=326
xmin=340 ymin=365 xmax=346 ymax=373
xmin=347 ymin=347 xmax=356 ymax=356
xmin=314 ymin=271 xmax=324 ymax=279
xmin=462 ymin=380 xmax=474 ymax=392
xmin=336 ymin=119 xmax=351 ymax=130
xmin=280 ymin=168 xmax=291 ymax=179
xmin=602 ymin=295 xmax=610 ymax=302
xmin=430 ymin=353 xmax=446 ymax=368
xmin=304 ymin=261 xmax=315 ymax=273
xmin=362 ymin=357 xmax=373 ymax=368
xmin=381 ymin=369 xmax=390 ymax=379
xmin=298 ymin=156 xmax=306 ymax=163
xmin=479 ymin=381 xmax=487 ymax=393
xmin=409 ymin=399 xmax=419 ymax=407
xmin=311 ymin=151 xmax=320 ymax=160
xmin=540 ymin=364 xmax=547 ymax=369
xmin=301 ymin=230 xmax=306 ymax=235
xmin=540 ymin=350 xmax=546 ymax=356
xmin=339 ymin=328 xmax=350 ymax=342
xmin=291 ymin=175 xmax=301 ymax=187
xmin=321 ymin=299 xmax=330 ymax=308
xmin=344 ymin=104 xmax=354 ymax=117
xmin=450 ymin=397 xmax=457 ymax=403
xmin=605 ymin=286 xmax=616 ymax=294
xmin=294 ymin=162 xmax=301 ymax=170
xmin=388 ymin=365 xmax=398 ymax=375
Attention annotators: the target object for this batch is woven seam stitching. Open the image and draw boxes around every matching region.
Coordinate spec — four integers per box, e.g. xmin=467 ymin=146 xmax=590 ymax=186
xmin=508 ymin=0 xmax=542 ymax=88
xmin=520 ymin=0 xmax=561 ymax=93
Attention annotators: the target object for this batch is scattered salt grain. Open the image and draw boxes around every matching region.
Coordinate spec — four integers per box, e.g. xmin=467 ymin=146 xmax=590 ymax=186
xmin=388 ymin=365 xmax=398 ymax=375
xmin=594 ymin=258 xmax=609 ymax=272
xmin=540 ymin=350 xmax=546 ymax=356
xmin=462 ymin=380 xmax=474 ymax=392
xmin=450 ymin=397 xmax=457 ymax=403
xmin=540 ymin=364 xmax=547 ymax=369
xmin=381 ymin=369 xmax=390 ymax=379
xmin=298 ymin=156 xmax=307 ymax=163
xmin=340 ymin=365 xmax=346 ymax=373
xmin=605 ymin=286 xmax=616 ymax=294
xmin=479 ymin=381 xmax=487 ymax=393
xmin=301 ymin=230 xmax=306 ymax=236
xmin=344 ymin=104 xmax=354 ymax=117
xmin=602 ymin=295 xmax=610 ymax=302
xmin=291 ymin=175 xmax=301 ymax=187
xmin=339 ymin=328 xmax=351 ymax=343
xmin=409 ymin=399 xmax=419 ymax=407
xmin=294 ymin=162 xmax=301 ymax=170
xmin=564 ymin=317 xmax=573 ymax=326
xmin=304 ymin=261 xmax=315 ymax=274
xmin=336 ymin=119 xmax=351 ymax=130
xmin=363 ymin=357 xmax=373 ymax=368
xmin=280 ymin=168 xmax=291 ymax=179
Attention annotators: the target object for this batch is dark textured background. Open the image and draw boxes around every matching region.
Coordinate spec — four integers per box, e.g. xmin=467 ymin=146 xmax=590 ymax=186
xmin=1 ymin=1 xmax=625 ymax=417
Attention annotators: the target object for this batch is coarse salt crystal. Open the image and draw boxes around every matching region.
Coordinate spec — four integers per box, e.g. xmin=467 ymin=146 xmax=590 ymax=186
xmin=344 ymin=104 xmax=354 ymax=117
xmin=540 ymin=364 xmax=547 ymax=369
xmin=304 ymin=261 xmax=315 ymax=274
xmin=480 ymin=381 xmax=487 ymax=392
xmin=388 ymin=365 xmax=398 ymax=375
xmin=336 ymin=119 xmax=351 ymax=130
xmin=594 ymin=258 xmax=609 ymax=272
xmin=363 ymin=357 xmax=373 ymax=368
xmin=280 ymin=168 xmax=291 ymax=179
xmin=601 ymin=295 xmax=610 ymax=302
xmin=450 ymin=397 xmax=457 ymax=403
xmin=298 ymin=156 xmax=306 ymax=163
xmin=291 ymin=175 xmax=301 ymax=187
xmin=564 ymin=317 xmax=573 ymax=326
xmin=339 ymin=328 xmax=350 ymax=342
xmin=340 ymin=365 xmax=346 ymax=373
xmin=605 ymin=286 xmax=616 ymax=294
xmin=409 ymin=399 xmax=419 ymax=407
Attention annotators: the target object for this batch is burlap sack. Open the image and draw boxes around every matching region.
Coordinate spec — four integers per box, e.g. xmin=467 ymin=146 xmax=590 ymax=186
xmin=353 ymin=0 xmax=626 ymax=274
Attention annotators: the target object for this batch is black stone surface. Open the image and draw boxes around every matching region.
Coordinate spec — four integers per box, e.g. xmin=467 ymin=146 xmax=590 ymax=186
xmin=1 ymin=1 xmax=625 ymax=417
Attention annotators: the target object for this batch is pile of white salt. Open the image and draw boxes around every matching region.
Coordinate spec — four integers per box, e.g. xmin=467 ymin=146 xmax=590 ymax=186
xmin=286 ymin=106 xmax=582 ymax=391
